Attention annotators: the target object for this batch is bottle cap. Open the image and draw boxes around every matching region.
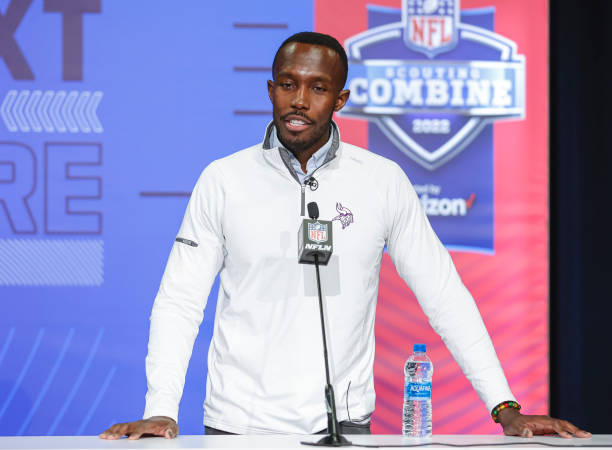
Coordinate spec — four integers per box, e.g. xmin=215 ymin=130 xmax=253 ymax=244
xmin=413 ymin=343 xmax=426 ymax=353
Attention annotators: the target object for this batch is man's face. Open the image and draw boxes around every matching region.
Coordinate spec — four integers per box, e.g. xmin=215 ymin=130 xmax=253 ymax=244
xmin=268 ymin=42 xmax=350 ymax=155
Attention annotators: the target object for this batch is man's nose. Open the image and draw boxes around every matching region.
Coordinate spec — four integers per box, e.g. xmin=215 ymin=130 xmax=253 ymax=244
xmin=291 ymin=85 xmax=309 ymax=109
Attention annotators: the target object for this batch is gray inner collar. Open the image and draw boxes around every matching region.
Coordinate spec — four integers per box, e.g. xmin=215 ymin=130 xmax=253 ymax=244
xmin=263 ymin=121 xmax=340 ymax=184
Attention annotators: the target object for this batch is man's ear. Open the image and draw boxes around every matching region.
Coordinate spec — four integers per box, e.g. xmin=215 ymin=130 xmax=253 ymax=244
xmin=334 ymin=89 xmax=351 ymax=112
xmin=267 ymin=80 xmax=274 ymax=102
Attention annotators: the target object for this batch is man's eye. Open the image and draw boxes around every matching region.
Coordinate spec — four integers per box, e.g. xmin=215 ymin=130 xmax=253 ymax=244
xmin=280 ymin=82 xmax=293 ymax=89
xmin=313 ymin=86 xmax=326 ymax=92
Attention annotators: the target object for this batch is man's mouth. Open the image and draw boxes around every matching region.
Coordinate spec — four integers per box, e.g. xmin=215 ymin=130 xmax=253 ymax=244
xmin=284 ymin=115 xmax=312 ymax=132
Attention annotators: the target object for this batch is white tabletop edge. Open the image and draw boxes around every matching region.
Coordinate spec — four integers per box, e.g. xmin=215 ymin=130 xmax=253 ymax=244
xmin=0 ymin=435 xmax=610 ymax=450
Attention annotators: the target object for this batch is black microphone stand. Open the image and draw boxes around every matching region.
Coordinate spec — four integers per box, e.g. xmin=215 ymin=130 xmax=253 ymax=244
xmin=302 ymin=254 xmax=351 ymax=447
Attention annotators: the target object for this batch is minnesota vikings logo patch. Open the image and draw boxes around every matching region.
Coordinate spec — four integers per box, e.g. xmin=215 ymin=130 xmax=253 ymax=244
xmin=332 ymin=203 xmax=354 ymax=229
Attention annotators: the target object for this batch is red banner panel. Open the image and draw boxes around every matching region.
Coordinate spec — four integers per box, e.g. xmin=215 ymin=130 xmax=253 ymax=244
xmin=316 ymin=0 xmax=548 ymax=434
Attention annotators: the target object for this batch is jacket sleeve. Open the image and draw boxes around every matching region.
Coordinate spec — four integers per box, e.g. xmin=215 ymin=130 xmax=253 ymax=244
xmin=384 ymin=163 xmax=515 ymax=413
xmin=143 ymin=163 xmax=225 ymax=422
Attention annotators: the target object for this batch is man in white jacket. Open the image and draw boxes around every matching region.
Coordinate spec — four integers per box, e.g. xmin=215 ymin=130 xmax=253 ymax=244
xmin=100 ymin=32 xmax=589 ymax=440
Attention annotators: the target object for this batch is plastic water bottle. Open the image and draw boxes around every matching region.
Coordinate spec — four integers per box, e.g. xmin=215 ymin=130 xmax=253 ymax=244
xmin=402 ymin=343 xmax=433 ymax=436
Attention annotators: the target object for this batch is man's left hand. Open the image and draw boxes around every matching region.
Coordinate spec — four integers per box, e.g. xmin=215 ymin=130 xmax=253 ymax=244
xmin=497 ymin=408 xmax=591 ymax=438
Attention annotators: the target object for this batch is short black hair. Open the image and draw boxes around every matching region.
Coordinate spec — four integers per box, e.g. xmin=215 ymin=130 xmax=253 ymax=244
xmin=272 ymin=31 xmax=348 ymax=88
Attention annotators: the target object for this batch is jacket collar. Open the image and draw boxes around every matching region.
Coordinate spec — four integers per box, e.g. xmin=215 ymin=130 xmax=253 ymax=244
xmin=262 ymin=120 xmax=340 ymax=159
xmin=262 ymin=120 xmax=341 ymax=183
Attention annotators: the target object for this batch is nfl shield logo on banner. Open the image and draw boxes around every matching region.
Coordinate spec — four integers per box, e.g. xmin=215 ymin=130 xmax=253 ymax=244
xmin=341 ymin=0 xmax=525 ymax=251
xmin=342 ymin=0 xmax=525 ymax=171
xmin=308 ymin=222 xmax=328 ymax=244
xmin=403 ymin=0 xmax=459 ymax=57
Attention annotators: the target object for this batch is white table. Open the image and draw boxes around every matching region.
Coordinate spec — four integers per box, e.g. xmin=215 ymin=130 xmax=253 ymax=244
xmin=0 ymin=435 xmax=610 ymax=450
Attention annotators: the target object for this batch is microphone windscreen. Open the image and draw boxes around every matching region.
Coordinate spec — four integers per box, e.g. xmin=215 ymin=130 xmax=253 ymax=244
xmin=307 ymin=202 xmax=319 ymax=220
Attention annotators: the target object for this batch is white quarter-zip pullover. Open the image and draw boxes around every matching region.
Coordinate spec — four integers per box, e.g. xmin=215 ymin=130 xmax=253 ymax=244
xmin=143 ymin=122 xmax=515 ymax=434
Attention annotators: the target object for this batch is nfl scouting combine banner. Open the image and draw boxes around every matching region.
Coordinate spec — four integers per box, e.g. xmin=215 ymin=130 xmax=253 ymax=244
xmin=317 ymin=0 xmax=548 ymax=434
xmin=0 ymin=0 xmax=547 ymax=436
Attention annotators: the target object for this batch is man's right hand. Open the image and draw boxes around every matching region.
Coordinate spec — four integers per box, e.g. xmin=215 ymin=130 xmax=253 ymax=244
xmin=99 ymin=416 xmax=178 ymax=440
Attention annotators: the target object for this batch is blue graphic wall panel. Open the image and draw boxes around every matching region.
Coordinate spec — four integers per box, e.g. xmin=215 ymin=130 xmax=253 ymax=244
xmin=0 ymin=0 xmax=312 ymax=435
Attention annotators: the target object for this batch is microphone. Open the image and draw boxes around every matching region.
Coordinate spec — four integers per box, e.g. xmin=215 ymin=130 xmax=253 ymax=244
xmin=298 ymin=202 xmax=333 ymax=265
xmin=298 ymin=202 xmax=351 ymax=447
xmin=307 ymin=202 xmax=319 ymax=220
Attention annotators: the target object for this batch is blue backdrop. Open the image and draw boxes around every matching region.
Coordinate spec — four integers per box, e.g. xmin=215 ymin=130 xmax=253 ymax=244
xmin=0 ymin=0 xmax=312 ymax=435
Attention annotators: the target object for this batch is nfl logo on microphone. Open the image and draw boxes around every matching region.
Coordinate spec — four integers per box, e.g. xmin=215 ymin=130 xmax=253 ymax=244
xmin=308 ymin=222 xmax=328 ymax=244
xmin=299 ymin=219 xmax=333 ymax=265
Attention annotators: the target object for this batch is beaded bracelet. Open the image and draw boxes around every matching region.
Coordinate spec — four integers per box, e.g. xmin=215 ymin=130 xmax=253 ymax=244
xmin=491 ymin=401 xmax=521 ymax=423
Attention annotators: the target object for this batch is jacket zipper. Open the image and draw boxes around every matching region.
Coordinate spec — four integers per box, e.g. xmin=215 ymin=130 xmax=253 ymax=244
xmin=298 ymin=159 xmax=335 ymax=217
